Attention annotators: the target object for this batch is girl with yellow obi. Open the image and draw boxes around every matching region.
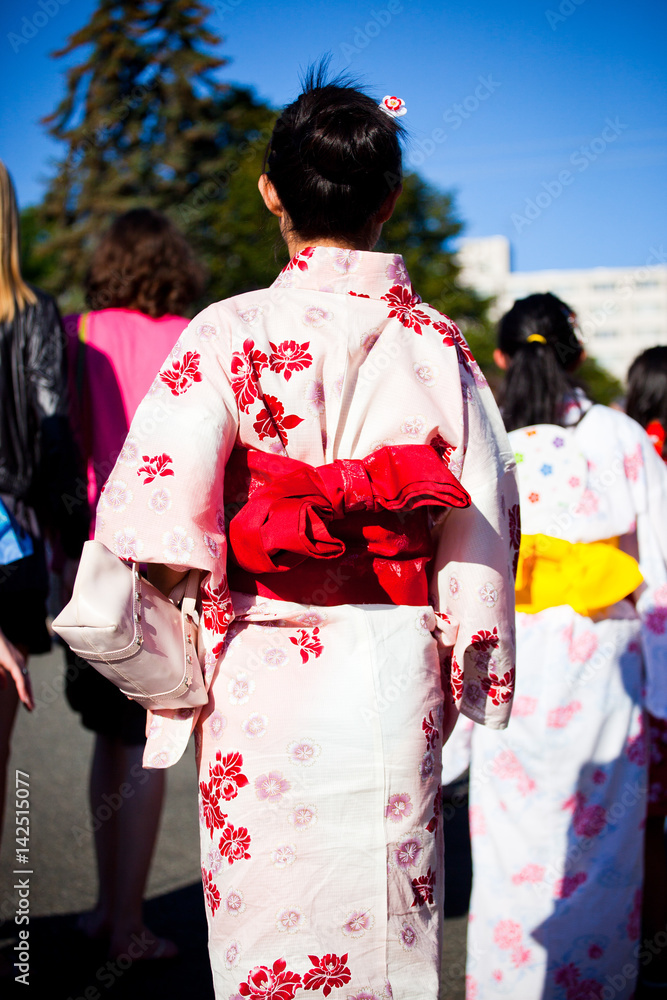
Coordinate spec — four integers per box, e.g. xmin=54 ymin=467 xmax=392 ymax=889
xmin=452 ymin=293 xmax=667 ymax=999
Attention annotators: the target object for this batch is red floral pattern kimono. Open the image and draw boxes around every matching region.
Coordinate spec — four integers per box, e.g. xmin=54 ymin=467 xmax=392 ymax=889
xmin=96 ymin=247 xmax=518 ymax=999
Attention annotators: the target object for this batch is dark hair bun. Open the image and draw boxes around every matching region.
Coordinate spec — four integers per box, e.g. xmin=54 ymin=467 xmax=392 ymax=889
xmin=266 ymin=62 xmax=403 ymax=242
xmin=498 ymin=292 xmax=583 ymax=369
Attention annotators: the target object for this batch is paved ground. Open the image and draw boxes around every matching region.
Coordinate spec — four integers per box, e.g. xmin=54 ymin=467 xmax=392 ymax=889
xmin=0 ymin=648 xmax=468 ymax=999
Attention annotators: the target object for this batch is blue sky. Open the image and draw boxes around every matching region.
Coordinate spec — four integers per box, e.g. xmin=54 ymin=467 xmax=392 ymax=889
xmin=0 ymin=0 xmax=665 ymax=272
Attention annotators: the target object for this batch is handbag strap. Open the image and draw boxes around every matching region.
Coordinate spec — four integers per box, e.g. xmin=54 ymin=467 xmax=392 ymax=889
xmin=163 ymin=566 xmax=200 ymax=626
xmin=180 ymin=568 xmax=200 ymax=625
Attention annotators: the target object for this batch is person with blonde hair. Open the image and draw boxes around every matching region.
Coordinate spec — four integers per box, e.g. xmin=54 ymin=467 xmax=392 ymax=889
xmin=0 ymin=160 xmax=86 ymax=851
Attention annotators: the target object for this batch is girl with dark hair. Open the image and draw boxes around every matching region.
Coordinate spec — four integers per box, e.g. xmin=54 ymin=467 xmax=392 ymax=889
xmin=626 ymin=344 xmax=667 ymax=983
xmin=63 ymin=207 xmax=204 ymax=961
xmin=627 ymin=345 xmax=667 ymax=460
xmin=495 ymin=291 xmax=585 ymax=432
xmin=93 ymin=68 xmax=518 ymax=998
xmin=447 ymin=294 xmax=667 ymax=997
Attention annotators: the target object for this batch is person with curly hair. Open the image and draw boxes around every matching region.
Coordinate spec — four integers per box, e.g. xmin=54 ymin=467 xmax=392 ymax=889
xmin=63 ymin=207 xmax=204 ymax=961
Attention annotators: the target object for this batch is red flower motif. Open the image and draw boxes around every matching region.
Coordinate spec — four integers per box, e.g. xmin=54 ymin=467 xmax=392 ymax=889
xmin=480 ymin=667 xmax=515 ymax=706
xmin=209 ymin=749 xmax=249 ymax=801
xmin=136 ymin=452 xmax=174 ymax=485
xmin=646 ymin=607 xmax=667 ymax=635
xmin=199 ymin=778 xmax=227 ymax=835
xmin=426 ymin=790 xmax=441 ymax=833
xmin=411 ymin=867 xmax=436 ymax=907
xmin=219 ymin=822 xmax=252 ymax=864
xmin=289 ymin=627 xmax=323 ymax=664
xmin=283 ymin=246 xmax=315 ymax=272
xmin=528 ymin=491 xmax=540 ymax=504
xmin=201 ymin=866 xmax=220 ymax=915
xmin=555 ymin=872 xmax=587 ymax=899
xmin=382 ymin=284 xmax=431 ymax=334
xmin=433 ymin=319 xmax=476 ymax=369
xmin=554 ymin=963 xmax=580 ymax=990
xmin=508 ymin=503 xmax=521 ymax=550
xmin=348 ymin=290 xmax=370 ymax=298
xmin=429 ymin=434 xmax=454 ymax=464
xmin=160 ymin=350 xmax=203 ymax=395
xmin=201 ymin=597 xmax=232 ymax=635
xmin=568 ymin=792 xmax=607 ymax=838
xmin=269 ymin=341 xmax=313 ymax=381
xmin=230 ymin=339 xmax=269 ymax=412
xmin=303 ymin=954 xmax=352 ymax=996
xmin=623 ymin=444 xmax=643 ymax=483
xmin=470 ymin=627 xmax=500 ymax=653
xmin=450 ymin=652 xmax=463 ymax=702
xmin=253 ymin=395 xmax=303 ymax=446
xmin=238 ymin=958 xmax=302 ymax=999
xmin=547 ymin=701 xmax=582 ymax=729
xmin=422 ymin=711 xmax=439 ymax=750
xmin=201 ymin=578 xmax=233 ymax=636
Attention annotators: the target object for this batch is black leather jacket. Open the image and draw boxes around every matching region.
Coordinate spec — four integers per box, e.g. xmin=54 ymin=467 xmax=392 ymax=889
xmin=0 ymin=288 xmax=88 ymax=558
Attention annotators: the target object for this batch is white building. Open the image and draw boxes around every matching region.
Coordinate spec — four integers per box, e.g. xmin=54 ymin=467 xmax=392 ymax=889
xmin=457 ymin=236 xmax=667 ymax=382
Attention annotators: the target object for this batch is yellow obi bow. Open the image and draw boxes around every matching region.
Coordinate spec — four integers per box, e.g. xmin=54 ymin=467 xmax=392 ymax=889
xmin=515 ymin=533 xmax=643 ymax=617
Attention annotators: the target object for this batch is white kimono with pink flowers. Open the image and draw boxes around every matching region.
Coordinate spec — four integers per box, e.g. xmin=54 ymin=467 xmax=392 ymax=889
xmin=451 ymin=402 xmax=667 ymax=1000
xmin=95 ymin=247 xmax=518 ymax=1000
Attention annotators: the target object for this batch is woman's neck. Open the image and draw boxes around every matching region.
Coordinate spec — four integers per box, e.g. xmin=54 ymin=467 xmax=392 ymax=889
xmin=283 ymin=226 xmax=382 ymax=259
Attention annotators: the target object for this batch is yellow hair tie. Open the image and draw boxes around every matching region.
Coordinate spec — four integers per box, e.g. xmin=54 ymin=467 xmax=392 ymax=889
xmin=526 ymin=334 xmax=547 ymax=344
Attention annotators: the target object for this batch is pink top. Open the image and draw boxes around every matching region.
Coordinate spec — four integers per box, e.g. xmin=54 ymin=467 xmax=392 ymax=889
xmin=65 ymin=308 xmax=188 ymax=516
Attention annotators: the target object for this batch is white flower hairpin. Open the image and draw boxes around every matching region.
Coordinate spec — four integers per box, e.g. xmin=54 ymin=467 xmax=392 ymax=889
xmin=379 ymin=95 xmax=407 ymax=118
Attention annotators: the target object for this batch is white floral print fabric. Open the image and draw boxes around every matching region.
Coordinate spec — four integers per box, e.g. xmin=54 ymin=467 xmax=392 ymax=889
xmin=95 ymin=247 xmax=519 ymax=999
xmin=442 ymin=405 xmax=667 ymax=999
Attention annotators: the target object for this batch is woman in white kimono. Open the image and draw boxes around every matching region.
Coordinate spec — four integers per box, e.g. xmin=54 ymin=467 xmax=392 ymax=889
xmin=95 ymin=68 xmax=518 ymax=1000
xmin=454 ymin=293 xmax=667 ymax=1000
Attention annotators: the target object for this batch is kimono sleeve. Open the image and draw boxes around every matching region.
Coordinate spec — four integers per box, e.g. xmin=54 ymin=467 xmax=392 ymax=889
xmin=94 ymin=306 xmax=238 ymax=583
xmin=93 ymin=308 xmax=239 ymax=770
xmin=429 ymin=378 xmax=519 ymax=730
xmin=634 ymin=433 xmax=667 ymax=718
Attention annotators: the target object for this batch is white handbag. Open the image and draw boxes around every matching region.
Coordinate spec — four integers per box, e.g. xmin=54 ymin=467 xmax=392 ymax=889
xmin=52 ymin=539 xmax=208 ymax=711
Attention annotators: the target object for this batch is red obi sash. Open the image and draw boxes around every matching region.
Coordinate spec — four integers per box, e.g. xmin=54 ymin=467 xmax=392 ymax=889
xmin=225 ymin=444 xmax=470 ymax=606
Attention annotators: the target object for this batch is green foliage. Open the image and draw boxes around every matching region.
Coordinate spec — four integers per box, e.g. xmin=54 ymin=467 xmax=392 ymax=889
xmin=34 ymin=0 xmax=277 ymax=312
xmin=30 ymin=0 xmax=489 ymax=329
xmin=20 ymin=206 xmax=60 ymax=290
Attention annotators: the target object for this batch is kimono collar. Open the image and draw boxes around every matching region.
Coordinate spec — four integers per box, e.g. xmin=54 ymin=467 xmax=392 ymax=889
xmin=271 ymin=245 xmax=414 ymax=299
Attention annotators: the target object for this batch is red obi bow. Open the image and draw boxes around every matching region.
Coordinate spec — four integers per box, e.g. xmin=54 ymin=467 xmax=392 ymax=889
xmin=229 ymin=444 xmax=470 ymax=574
